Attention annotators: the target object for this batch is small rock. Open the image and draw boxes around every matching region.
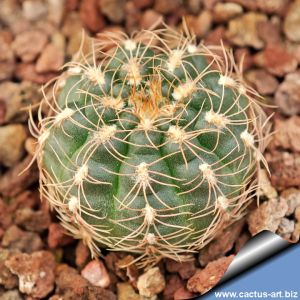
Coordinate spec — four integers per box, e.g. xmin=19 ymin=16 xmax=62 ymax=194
xmin=165 ymin=259 xmax=196 ymax=280
xmin=154 ymin=0 xmax=181 ymax=14
xmin=213 ymin=3 xmax=243 ymax=22
xmin=204 ymin=26 xmax=227 ymax=46
xmin=277 ymin=218 xmax=295 ymax=238
xmin=67 ymin=31 xmax=92 ymax=57
xmin=234 ymin=48 xmax=253 ymax=71
xmin=62 ymin=12 xmax=84 ymax=37
xmin=15 ymin=63 xmax=57 ymax=83
xmin=1 ymin=225 xmax=43 ymax=253
xmin=257 ymin=19 xmax=282 ymax=47
xmin=48 ymin=0 xmax=65 ymax=25
xmin=187 ymin=256 xmax=234 ymax=294
xmin=253 ymin=46 xmax=297 ymax=77
xmin=0 ymin=249 xmax=18 ymax=289
xmin=275 ymin=72 xmax=300 ymax=116
xmin=125 ymin=2 xmax=140 ymax=33
xmin=296 ymin=207 xmax=300 ymax=222
xmin=245 ymin=69 xmax=279 ymax=95
xmin=36 ymin=43 xmax=64 ymax=73
xmin=0 ymin=290 xmax=22 ymax=300
xmin=99 ymin=0 xmax=126 ymax=23
xmin=174 ymin=288 xmax=196 ymax=300
xmin=226 ymin=12 xmax=267 ymax=49
xmin=117 ymin=282 xmax=141 ymax=300
xmin=267 ymin=151 xmax=300 ymax=190
xmin=48 ymin=223 xmax=74 ymax=249
xmin=163 ymin=275 xmax=184 ymax=300
xmin=81 ymin=260 xmax=111 ymax=288
xmin=0 ymin=156 xmax=39 ymax=197
xmin=15 ymin=207 xmax=51 ymax=232
xmin=5 ymin=251 xmax=55 ymax=298
xmin=247 ymin=198 xmax=288 ymax=236
xmin=0 ymin=199 xmax=12 ymax=230
xmin=80 ymin=0 xmax=105 ymax=33
xmin=199 ymin=220 xmax=245 ymax=266
xmin=115 ymin=255 xmax=139 ymax=285
xmin=185 ymin=0 xmax=202 ymax=14
xmin=0 ymin=124 xmax=27 ymax=167
xmin=284 ymin=0 xmax=300 ymax=42
xmin=22 ymin=0 xmax=48 ymax=21
xmin=203 ymin=0 xmax=219 ymax=10
xmin=257 ymin=0 xmax=289 ymax=14
xmin=281 ymin=188 xmax=300 ymax=216
xmin=0 ymin=36 xmax=15 ymax=81
xmin=270 ymin=116 xmax=300 ymax=152
xmin=137 ymin=267 xmax=166 ymax=298
xmin=185 ymin=10 xmax=212 ymax=38
xmin=140 ymin=9 xmax=163 ymax=30
xmin=12 ymin=30 xmax=48 ymax=63
xmin=75 ymin=240 xmax=90 ymax=268
xmin=133 ymin=0 xmax=154 ymax=9
xmin=223 ymin=0 xmax=257 ymax=10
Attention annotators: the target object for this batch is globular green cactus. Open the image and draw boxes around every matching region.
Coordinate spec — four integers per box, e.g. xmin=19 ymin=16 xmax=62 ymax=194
xmin=32 ymin=27 xmax=269 ymax=266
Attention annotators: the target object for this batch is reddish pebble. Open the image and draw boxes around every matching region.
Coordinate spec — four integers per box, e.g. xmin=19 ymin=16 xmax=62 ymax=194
xmin=48 ymin=223 xmax=74 ymax=249
xmin=81 ymin=260 xmax=111 ymax=288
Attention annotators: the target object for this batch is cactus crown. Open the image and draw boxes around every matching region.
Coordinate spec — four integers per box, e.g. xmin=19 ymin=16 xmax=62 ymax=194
xmin=32 ymin=26 xmax=269 ymax=267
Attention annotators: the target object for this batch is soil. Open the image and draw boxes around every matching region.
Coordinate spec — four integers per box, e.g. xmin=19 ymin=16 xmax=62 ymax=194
xmin=0 ymin=0 xmax=299 ymax=299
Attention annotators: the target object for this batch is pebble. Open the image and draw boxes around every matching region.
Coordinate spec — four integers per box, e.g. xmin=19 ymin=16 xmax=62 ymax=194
xmin=257 ymin=18 xmax=282 ymax=47
xmin=0 ymin=249 xmax=18 ymax=289
xmin=81 ymin=260 xmax=111 ymax=288
xmin=22 ymin=0 xmax=48 ymax=21
xmin=154 ymin=0 xmax=181 ymax=14
xmin=1 ymin=225 xmax=43 ymax=253
xmin=270 ymin=116 xmax=300 ymax=152
xmin=48 ymin=0 xmax=65 ymax=26
xmin=257 ymin=169 xmax=278 ymax=200
xmin=117 ymin=282 xmax=141 ymax=300
xmin=79 ymin=0 xmax=105 ymax=33
xmin=280 ymin=188 xmax=300 ymax=216
xmin=36 ymin=43 xmax=64 ymax=73
xmin=247 ymin=198 xmax=288 ymax=236
xmin=0 ymin=199 xmax=12 ymax=230
xmin=213 ymin=3 xmax=243 ymax=22
xmin=140 ymin=9 xmax=163 ymax=30
xmin=133 ymin=0 xmax=154 ymax=9
xmin=99 ymin=0 xmax=126 ymax=23
xmin=223 ymin=0 xmax=257 ymax=10
xmin=185 ymin=0 xmax=202 ymax=14
xmin=267 ymin=151 xmax=300 ymax=191
xmin=163 ymin=275 xmax=184 ymax=300
xmin=226 ymin=12 xmax=267 ymax=49
xmin=5 ymin=251 xmax=55 ymax=298
xmin=12 ymin=30 xmax=48 ymax=63
xmin=0 ymin=124 xmax=27 ymax=167
xmin=174 ymin=287 xmax=196 ymax=300
xmin=245 ymin=69 xmax=279 ymax=95
xmin=165 ymin=259 xmax=196 ymax=280
xmin=275 ymin=72 xmax=300 ymax=116
xmin=199 ymin=220 xmax=245 ymax=266
xmin=115 ymin=255 xmax=139 ymax=285
xmin=0 ymin=156 xmax=39 ymax=197
xmin=254 ymin=46 xmax=298 ymax=77
xmin=187 ymin=256 xmax=234 ymax=294
xmin=47 ymin=223 xmax=74 ymax=249
xmin=277 ymin=218 xmax=295 ymax=238
xmin=137 ymin=267 xmax=166 ymax=298
xmin=257 ymin=0 xmax=289 ymax=15
xmin=284 ymin=0 xmax=300 ymax=42
xmin=0 ymin=36 xmax=15 ymax=81
xmin=75 ymin=240 xmax=90 ymax=268
xmin=15 ymin=207 xmax=51 ymax=233
xmin=185 ymin=10 xmax=212 ymax=38
xmin=0 ymin=290 xmax=22 ymax=300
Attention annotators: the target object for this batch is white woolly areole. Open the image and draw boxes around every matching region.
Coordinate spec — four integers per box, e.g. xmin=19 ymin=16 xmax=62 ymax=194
xmin=167 ymin=125 xmax=186 ymax=144
xmin=205 ymin=110 xmax=228 ymax=129
xmin=145 ymin=233 xmax=156 ymax=245
xmin=54 ymin=108 xmax=74 ymax=126
xmin=138 ymin=118 xmax=155 ymax=131
xmin=218 ymin=75 xmax=236 ymax=87
xmin=101 ymin=96 xmax=124 ymax=110
xmin=217 ymin=196 xmax=229 ymax=211
xmin=122 ymin=58 xmax=142 ymax=86
xmin=85 ymin=67 xmax=106 ymax=86
xmin=167 ymin=50 xmax=184 ymax=72
xmin=172 ymin=81 xmax=195 ymax=101
xmin=143 ymin=204 xmax=156 ymax=225
xmin=187 ymin=44 xmax=197 ymax=54
xmin=67 ymin=66 xmax=82 ymax=74
xmin=93 ymin=124 xmax=117 ymax=144
xmin=135 ymin=162 xmax=150 ymax=186
xmin=68 ymin=196 xmax=79 ymax=213
xmin=74 ymin=164 xmax=88 ymax=185
xmin=199 ymin=163 xmax=217 ymax=185
xmin=124 ymin=39 xmax=137 ymax=51
xmin=240 ymin=130 xmax=254 ymax=147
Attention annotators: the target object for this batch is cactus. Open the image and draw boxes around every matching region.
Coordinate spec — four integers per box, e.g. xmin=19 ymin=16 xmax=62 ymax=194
xmin=32 ymin=27 xmax=269 ymax=266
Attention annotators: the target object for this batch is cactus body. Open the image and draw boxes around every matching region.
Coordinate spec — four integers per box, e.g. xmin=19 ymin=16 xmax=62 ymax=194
xmin=35 ymin=28 xmax=268 ymax=265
